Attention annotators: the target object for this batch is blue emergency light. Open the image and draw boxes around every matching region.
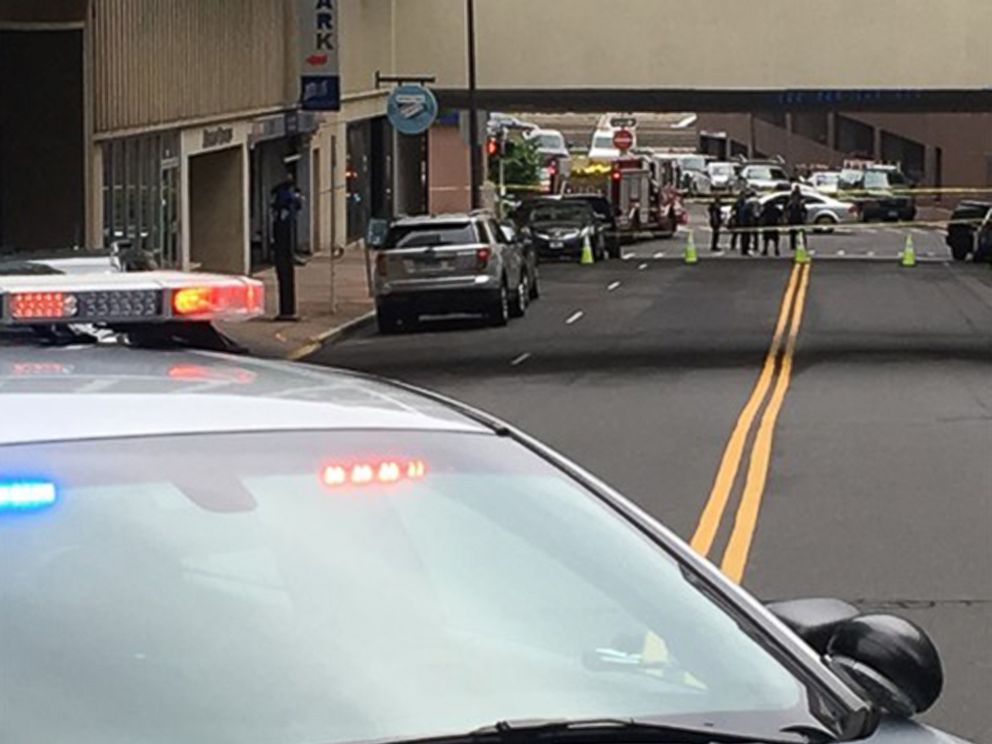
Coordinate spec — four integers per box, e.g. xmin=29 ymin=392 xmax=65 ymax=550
xmin=0 ymin=480 xmax=58 ymax=512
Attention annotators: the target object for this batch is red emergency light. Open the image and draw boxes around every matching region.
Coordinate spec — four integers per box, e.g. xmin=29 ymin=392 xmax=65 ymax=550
xmin=0 ymin=272 xmax=265 ymax=326
xmin=320 ymin=459 xmax=428 ymax=489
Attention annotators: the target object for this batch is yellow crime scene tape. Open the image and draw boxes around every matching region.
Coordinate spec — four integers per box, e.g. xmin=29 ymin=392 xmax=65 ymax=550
xmin=684 ymin=217 xmax=985 ymax=236
xmin=684 ymin=186 xmax=992 ymax=204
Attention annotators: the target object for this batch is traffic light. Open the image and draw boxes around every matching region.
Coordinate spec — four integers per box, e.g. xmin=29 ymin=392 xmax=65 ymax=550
xmin=487 ymin=137 xmax=499 ymax=157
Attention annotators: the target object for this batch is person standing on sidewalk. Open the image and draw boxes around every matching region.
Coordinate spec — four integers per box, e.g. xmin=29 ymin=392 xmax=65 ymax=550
xmin=708 ymin=196 xmax=724 ymax=251
xmin=271 ymin=173 xmax=303 ymax=321
xmin=785 ymin=185 xmax=808 ymax=253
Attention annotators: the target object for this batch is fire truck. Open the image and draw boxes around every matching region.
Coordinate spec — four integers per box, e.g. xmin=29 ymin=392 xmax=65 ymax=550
xmin=561 ymin=155 xmax=687 ymax=242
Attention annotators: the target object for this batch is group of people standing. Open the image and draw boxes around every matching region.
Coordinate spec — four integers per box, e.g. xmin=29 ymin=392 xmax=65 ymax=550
xmin=707 ymin=186 xmax=808 ymax=257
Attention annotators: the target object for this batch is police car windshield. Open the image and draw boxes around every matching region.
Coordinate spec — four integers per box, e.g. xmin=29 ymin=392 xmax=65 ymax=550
xmin=384 ymin=223 xmax=479 ymax=249
xmin=1 ymin=429 xmax=830 ymax=744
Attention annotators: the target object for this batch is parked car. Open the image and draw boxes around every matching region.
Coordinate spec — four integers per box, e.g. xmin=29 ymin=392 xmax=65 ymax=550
xmin=706 ymin=161 xmax=745 ymax=194
xmin=740 ymin=162 xmax=792 ymax=192
xmin=526 ymin=128 xmax=569 ymax=161
xmin=588 ymin=128 xmax=636 ymax=161
xmin=837 ymin=166 xmax=916 ymax=222
xmin=721 ymin=188 xmax=859 ymax=231
xmin=675 ymin=153 xmax=713 ymax=195
xmin=562 ymin=193 xmax=621 ymax=257
xmin=521 ymin=198 xmax=606 ymax=262
xmin=805 ymin=170 xmax=841 ymax=196
xmin=372 ymin=213 xmax=532 ymax=332
xmin=487 ymin=112 xmax=536 ymax=136
xmin=945 ymin=200 xmax=992 ymax=262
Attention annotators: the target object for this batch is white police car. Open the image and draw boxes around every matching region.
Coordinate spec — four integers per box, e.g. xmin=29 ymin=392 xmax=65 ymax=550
xmin=0 ymin=272 xmax=969 ymax=743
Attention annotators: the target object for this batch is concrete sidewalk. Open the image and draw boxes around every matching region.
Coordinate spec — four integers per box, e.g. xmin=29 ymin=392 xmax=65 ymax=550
xmin=219 ymin=247 xmax=375 ymax=360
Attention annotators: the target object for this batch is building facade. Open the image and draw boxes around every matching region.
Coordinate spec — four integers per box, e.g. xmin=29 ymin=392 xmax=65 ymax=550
xmin=696 ymin=112 xmax=992 ymax=189
xmin=0 ymin=0 xmax=432 ymax=273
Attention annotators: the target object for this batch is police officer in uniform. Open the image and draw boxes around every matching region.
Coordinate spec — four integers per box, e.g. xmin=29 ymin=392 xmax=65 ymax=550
xmin=708 ymin=196 xmax=724 ymax=252
xmin=271 ymin=173 xmax=303 ymax=321
xmin=785 ymin=185 xmax=808 ymax=253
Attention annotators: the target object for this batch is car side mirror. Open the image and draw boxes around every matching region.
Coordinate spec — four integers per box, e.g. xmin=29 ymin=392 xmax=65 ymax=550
xmin=768 ymin=599 xmax=943 ymax=718
xmin=366 ymin=218 xmax=390 ymax=249
xmin=827 ymin=614 xmax=943 ymax=718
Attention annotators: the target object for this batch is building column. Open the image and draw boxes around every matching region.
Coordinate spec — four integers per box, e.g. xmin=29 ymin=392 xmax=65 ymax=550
xmin=827 ymin=113 xmax=837 ymax=151
xmin=873 ymin=127 xmax=883 ymax=161
xmin=87 ymin=142 xmax=104 ymax=249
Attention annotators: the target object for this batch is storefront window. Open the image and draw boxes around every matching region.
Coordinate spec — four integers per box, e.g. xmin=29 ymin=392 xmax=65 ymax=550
xmin=102 ymin=133 xmax=180 ymax=267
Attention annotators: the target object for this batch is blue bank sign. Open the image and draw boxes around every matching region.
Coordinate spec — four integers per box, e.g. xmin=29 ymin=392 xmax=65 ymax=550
xmin=386 ymin=84 xmax=439 ymax=136
xmin=298 ymin=0 xmax=340 ymax=111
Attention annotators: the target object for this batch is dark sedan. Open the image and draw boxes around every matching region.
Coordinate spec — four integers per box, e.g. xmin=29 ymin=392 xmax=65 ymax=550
xmin=522 ymin=200 xmax=606 ymax=262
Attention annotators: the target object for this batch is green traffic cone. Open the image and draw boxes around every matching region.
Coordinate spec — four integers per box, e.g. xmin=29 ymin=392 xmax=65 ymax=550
xmin=684 ymin=232 xmax=699 ymax=265
xmin=900 ymin=234 xmax=916 ymax=268
xmin=580 ymin=234 xmax=595 ymax=265
xmin=794 ymin=231 xmax=811 ymax=265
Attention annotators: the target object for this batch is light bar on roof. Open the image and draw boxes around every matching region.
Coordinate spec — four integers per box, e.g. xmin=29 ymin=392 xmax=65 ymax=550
xmin=0 ymin=271 xmax=264 ymax=326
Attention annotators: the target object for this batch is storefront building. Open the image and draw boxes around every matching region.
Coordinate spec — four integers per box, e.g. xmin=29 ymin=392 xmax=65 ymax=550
xmin=1 ymin=0 xmax=426 ymax=275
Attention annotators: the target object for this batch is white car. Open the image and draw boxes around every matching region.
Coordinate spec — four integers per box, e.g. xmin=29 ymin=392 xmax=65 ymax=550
xmin=721 ymin=189 xmax=859 ymax=231
xmin=587 ymin=128 xmax=636 ymax=161
xmin=526 ymin=128 xmax=570 ymax=161
xmin=741 ymin=163 xmax=792 ymax=193
xmin=806 ymin=171 xmax=841 ymax=196
xmin=706 ymin=161 xmax=745 ymax=194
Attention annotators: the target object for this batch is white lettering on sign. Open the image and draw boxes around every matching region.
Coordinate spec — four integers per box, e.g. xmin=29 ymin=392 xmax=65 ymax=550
xmin=202 ymin=127 xmax=234 ymax=149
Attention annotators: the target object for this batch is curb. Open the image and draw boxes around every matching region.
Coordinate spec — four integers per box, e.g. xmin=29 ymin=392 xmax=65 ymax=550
xmin=286 ymin=310 xmax=376 ymax=362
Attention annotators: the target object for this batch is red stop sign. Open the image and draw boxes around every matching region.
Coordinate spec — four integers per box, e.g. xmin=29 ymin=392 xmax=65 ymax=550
xmin=612 ymin=128 xmax=634 ymax=152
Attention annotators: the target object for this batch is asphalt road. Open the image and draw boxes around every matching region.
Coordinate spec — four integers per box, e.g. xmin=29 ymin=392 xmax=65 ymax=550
xmin=305 ymin=245 xmax=992 ymax=742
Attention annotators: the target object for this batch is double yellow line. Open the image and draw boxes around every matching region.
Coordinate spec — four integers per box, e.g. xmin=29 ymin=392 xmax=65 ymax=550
xmin=690 ymin=262 xmax=812 ymax=583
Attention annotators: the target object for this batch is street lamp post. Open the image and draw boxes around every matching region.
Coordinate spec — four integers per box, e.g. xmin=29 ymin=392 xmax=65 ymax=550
xmin=466 ymin=0 xmax=482 ymax=209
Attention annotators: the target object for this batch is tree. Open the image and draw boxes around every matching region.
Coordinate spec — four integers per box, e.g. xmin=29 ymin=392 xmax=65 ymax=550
xmin=489 ymin=136 xmax=542 ymax=189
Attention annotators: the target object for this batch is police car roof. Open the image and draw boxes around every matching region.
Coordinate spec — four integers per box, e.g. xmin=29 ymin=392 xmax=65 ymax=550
xmin=0 ymin=345 xmax=490 ymax=446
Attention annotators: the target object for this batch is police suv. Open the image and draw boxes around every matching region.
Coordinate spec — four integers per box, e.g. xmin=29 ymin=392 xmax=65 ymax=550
xmin=0 ymin=269 xmax=970 ymax=744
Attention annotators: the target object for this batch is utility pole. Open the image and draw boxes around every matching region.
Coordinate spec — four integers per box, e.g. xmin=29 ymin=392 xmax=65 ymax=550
xmin=466 ymin=0 xmax=482 ymax=209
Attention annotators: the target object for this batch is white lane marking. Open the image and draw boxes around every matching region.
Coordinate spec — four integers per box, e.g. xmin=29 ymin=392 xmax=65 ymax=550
xmin=607 ymin=281 xmax=622 ymax=291
xmin=837 ymin=249 xmax=846 ymax=257
xmin=565 ymin=310 xmax=584 ymax=325
xmin=638 ymin=262 xmax=648 ymax=270
xmin=911 ymin=228 xmax=927 ymax=235
xmin=621 ymin=252 xmax=634 ymax=260
xmin=867 ymin=250 xmax=876 ymax=257
xmin=510 ymin=352 xmax=531 ymax=367
xmin=885 ymin=229 xmax=902 ymax=236
xmin=863 ymin=228 xmax=878 ymax=235
xmin=653 ymin=251 xmax=665 ymax=259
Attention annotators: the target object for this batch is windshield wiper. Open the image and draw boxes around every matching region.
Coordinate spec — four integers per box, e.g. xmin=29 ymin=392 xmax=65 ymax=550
xmin=356 ymin=716 xmax=823 ymax=744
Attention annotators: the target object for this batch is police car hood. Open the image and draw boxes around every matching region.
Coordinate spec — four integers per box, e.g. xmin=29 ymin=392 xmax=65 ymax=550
xmin=863 ymin=717 xmax=971 ymax=743
xmin=0 ymin=345 xmax=489 ymax=444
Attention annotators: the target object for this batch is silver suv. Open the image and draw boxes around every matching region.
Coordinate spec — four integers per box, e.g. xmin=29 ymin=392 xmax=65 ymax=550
xmin=372 ymin=213 xmax=530 ymax=333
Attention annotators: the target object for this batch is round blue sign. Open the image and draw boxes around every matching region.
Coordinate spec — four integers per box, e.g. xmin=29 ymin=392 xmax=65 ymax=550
xmin=386 ymin=84 xmax=439 ymax=136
